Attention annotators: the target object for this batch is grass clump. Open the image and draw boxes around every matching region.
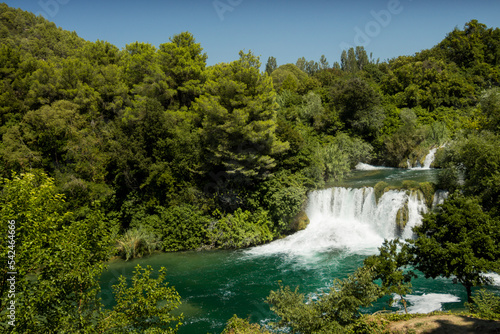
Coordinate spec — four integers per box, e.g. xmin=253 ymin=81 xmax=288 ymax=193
xmin=116 ymin=226 xmax=162 ymax=260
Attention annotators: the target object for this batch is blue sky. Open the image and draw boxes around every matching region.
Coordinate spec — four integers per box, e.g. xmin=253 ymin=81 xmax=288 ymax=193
xmin=3 ymin=0 xmax=500 ymax=68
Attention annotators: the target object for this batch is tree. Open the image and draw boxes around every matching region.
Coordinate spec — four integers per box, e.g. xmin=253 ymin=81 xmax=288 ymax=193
xmin=0 ymin=172 xmax=183 ymax=333
xmin=340 ymin=50 xmax=348 ymax=72
xmin=265 ymin=56 xmax=277 ymax=75
xmin=0 ymin=172 xmax=115 ymax=333
xmin=319 ymin=54 xmax=329 ymax=70
xmin=347 ymin=48 xmax=358 ymax=73
xmin=270 ymin=64 xmax=309 ymax=93
xmin=99 ymin=265 xmax=183 ymax=333
xmin=364 ymin=239 xmax=416 ymax=313
xmin=266 ymin=265 xmax=382 ymax=333
xmin=222 ymin=315 xmax=272 ymax=334
xmin=193 ymin=51 xmax=289 ymax=183
xmin=408 ymin=192 xmax=500 ymax=303
xmin=158 ymin=32 xmax=207 ymax=109
xmin=332 ymin=77 xmax=385 ymax=139
xmin=480 ymin=88 xmax=500 ymax=133
xmin=442 ymin=132 xmax=500 ymax=213
xmin=296 ymin=57 xmax=306 ymax=72
xmin=121 ymin=42 xmax=174 ymax=108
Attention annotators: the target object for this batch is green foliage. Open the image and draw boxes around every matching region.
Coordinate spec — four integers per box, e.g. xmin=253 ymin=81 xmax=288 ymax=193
xmin=315 ymin=142 xmax=350 ymax=182
xmin=418 ymin=182 xmax=436 ymax=208
xmin=157 ymin=204 xmax=211 ymax=252
xmin=408 ymin=192 xmax=500 ymax=303
xmin=271 ymin=63 xmax=309 ymax=93
xmin=437 ymin=164 xmax=461 ymax=192
xmin=158 ymin=31 xmax=207 ymax=109
xmin=331 ymin=133 xmax=374 ymax=168
xmin=332 ymin=77 xmax=385 ymax=139
xmin=349 ymin=315 xmax=389 ymax=334
xmin=208 ymin=208 xmax=274 ymax=249
xmin=221 ymin=315 xmax=272 ymax=334
xmin=467 ymin=289 xmax=500 ymax=320
xmin=480 ymin=88 xmax=500 ymax=133
xmin=364 ymin=239 xmax=416 ymax=313
xmin=0 ymin=172 xmax=116 ymax=333
xmin=341 ymin=47 xmax=370 ymax=73
xmin=258 ymin=171 xmax=308 ymax=233
xmin=266 ymin=266 xmax=383 ymax=333
xmin=116 ymin=226 xmax=162 ymax=261
xmin=194 ymin=51 xmax=289 ymax=183
xmin=99 ymin=265 xmax=183 ymax=333
xmin=442 ymin=132 xmax=500 ymax=213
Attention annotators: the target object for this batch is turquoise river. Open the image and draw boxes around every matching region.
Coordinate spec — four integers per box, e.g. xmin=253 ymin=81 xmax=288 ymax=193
xmin=100 ymin=166 xmax=500 ymax=334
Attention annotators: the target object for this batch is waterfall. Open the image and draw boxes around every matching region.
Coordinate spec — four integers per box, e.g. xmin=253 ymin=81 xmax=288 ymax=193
xmin=422 ymin=147 xmax=438 ymax=169
xmin=248 ymin=187 xmax=429 ymax=256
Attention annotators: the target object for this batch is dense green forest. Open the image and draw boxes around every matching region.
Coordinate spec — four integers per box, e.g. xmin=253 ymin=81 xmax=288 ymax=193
xmin=1 ymin=3 xmax=500 ymax=333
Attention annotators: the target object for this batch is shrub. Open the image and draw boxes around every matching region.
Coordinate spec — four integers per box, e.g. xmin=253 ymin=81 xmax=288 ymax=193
xmin=158 ymin=204 xmax=211 ymax=252
xmin=468 ymin=289 xmax=500 ymax=320
xmin=221 ymin=315 xmax=272 ymax=334
xmin=259 ymin=171 xmax=308 ymax=233
xmin=116 ymin=226 xmax=162 ymax=261
xmin=208 ymin=208 xmax=274 ymax=249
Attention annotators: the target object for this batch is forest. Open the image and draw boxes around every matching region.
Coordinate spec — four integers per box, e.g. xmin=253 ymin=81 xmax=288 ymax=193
xmin=0 ymin=3 xmax=500 ymax=333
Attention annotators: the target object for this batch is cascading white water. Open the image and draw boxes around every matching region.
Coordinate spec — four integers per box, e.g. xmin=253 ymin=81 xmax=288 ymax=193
xmin=248 ymin=187 xmax=429 ymax=256
xmin=422 ymin=147 xmax=438 ymax=169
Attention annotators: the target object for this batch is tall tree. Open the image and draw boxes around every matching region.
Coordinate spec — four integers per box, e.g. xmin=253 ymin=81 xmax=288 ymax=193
xmin=319 ymin=54 xmax=329 ymax=70
xmin=355 ymin=46 xmax=369 ymax=70
xmin=0 ymin=172 xmax=114 ymax=332
xmin=265 ymin=56 xmax=277 ymax=75
xmin=295 ymin=57 xmax=306 ymax=72
xmin=340 ymin=50 xmax=348 ymax=71
xmin=158 ymin=32 xmax=207 ymax=109
xmin=193 ymin=51 xmax=289 ymax=184
xmin=332 ymin=77 xmax=385 ymax=139
xmin=408 ymin=193 xmax=500 ymax=303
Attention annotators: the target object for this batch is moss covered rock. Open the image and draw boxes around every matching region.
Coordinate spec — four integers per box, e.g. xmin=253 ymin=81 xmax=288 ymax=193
xmin=290 ymin=210 xmax=310 ymax=232
xmin=374 ymin=181 xmax=390 ymax=203
xmin=396 ymin=203 xmax=409 ymax=235
xmin=419 ymin=182 xmax=436 ymax=208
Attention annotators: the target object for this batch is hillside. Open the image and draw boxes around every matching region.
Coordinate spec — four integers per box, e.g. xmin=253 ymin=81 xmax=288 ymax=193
xmin=1 ymin=3 xmax=500 ymax=333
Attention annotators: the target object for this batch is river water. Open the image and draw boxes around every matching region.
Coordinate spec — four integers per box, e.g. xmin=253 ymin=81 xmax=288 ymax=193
xmin=99 ymin=166 xmax=500 ymax=334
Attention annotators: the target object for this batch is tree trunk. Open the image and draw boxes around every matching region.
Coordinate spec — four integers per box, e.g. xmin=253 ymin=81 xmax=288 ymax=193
xmin=465 ymin=283 xmax=473 ymax=304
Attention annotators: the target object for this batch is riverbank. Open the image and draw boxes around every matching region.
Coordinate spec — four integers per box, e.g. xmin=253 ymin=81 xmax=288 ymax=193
xmin=360 ymin=312 xmax=500 ymax=334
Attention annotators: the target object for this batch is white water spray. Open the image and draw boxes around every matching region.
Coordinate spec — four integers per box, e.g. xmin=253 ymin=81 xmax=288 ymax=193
xmin=422 ymin=147 xmax=438 ymax=169
xmin=248 ymin=187 xmax=429 ymax=256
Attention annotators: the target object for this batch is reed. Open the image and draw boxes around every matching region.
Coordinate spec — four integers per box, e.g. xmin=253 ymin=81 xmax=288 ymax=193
xmin=116 ymin=226 xmax=162 ymax=260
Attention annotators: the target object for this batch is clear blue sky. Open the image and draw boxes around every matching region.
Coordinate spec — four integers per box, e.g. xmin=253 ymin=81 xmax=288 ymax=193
xmin=3 ymin=0 xmax=500 ymax=68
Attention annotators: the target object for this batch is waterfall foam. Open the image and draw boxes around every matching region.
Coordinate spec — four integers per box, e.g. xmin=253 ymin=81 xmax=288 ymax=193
xmin=408 ymin=147 xmax=438 ymax=170
xmin=355 ymin=163 xmax=392 ymax=170
xmin=422 ymin=147 xmax=438 ymax=169
xmin=247 ymin=187 xmax=429 ymax=257
xmin=405 ymin=293 xmax=460 ymax=313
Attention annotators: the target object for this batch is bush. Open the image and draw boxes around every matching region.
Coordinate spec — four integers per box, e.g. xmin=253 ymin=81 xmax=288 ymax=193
xmin=221 ymin=315 xmax=272 ymax=334
xmin=116 ymin=226 xmax=162 ymax=260
xmin=259 ymin=171 xmax=308 ymax=233
xmin=157 ymin=204 xmax=211 ymax=252
xmin=332 ymin=133 xmax=374 ymax=168
xmin=208 ymin=208 xmax=274 ymax=249
xmin=468 ymin=289 xmax=500 ymax=320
